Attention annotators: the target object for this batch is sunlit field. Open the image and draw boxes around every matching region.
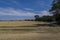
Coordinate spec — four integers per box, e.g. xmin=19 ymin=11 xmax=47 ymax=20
xmin=0 ymin=21 xmax=47 ymax=26
xmin=0 ymin=33 xmax=60 ymax=40
xmin=0 ymin=21 xmax=60 ymax=40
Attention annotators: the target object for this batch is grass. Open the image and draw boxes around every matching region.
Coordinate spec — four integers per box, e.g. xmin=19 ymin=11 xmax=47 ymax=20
xmin=36 ymin=27 xmax=60 ymax=33
xmin=0 ymin=21 xmax=48 ymax=27
xmin=0 ymin=21 xmax=60 ymax=40
xmin=0 ymin=33 xmax=60 ymax=40
xmin=0 ymin=21 xmax=37 ymax=26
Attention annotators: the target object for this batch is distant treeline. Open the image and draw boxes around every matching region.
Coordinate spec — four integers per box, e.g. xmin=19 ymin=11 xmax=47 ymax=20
xmin=0 ymin=19 xmax=33 ymax=21
xmin=0 ymin=20 xmax=34 ymax=21
xmin=34 ymin=15 xmax=53 ymax=22
xmin=0 ymin=15 xmax=53 ymax=22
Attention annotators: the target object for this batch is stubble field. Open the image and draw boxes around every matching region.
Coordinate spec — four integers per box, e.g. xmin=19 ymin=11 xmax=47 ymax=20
xmin=0 ymin=21 xmax=60 ymax=40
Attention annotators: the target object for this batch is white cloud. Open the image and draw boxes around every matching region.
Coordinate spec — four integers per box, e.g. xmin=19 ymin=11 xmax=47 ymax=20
xmin=0 ymin=7 xmax=52 ymax=17
xmin=0 ymin=7 xmax=37 ymax=16
xmin=40 ymin=10 xmax=53 ymax=16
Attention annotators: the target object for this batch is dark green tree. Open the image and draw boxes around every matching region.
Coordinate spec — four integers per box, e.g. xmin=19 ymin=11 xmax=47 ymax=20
xmin=50 ymin=0 xmax=60 ymax=24
xmin=34 ymin=15 xmax=53 ymax=22
xmin=34 ymin=15 xmax=40 ymax=21
xmin=40 ymin=16 xmax=53 ymax=22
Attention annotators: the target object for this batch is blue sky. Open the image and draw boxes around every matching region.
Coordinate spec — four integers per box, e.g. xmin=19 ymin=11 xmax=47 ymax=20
xmin=0 ymin=0 xmax=53 ymax=20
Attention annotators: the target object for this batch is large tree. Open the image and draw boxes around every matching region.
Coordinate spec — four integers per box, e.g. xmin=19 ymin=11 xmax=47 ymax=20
xmin=34 ymin=15 xmax=40 ymax=21
xmin=50 ymin=0 xmax=60 ymax=24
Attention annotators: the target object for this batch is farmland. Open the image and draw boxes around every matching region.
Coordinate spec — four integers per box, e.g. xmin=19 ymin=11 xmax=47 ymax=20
xmin=0 ymin=21 xmax=48 ymax=26
xmin=0 ymin=21 xmax=60 ymax=40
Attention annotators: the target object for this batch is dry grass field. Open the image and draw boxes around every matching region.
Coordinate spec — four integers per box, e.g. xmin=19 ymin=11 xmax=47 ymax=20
xmin=0 ymin=21 xmax=48 ymax=26
xmin=0 ymin=33 xmax=60 ymax=40
xmin=0 ymin=21 xmax=60 ymax=40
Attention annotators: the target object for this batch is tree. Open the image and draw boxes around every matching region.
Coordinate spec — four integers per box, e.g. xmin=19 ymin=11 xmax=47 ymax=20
xmin=34 ymin=15 xmax=53 ymax=22
xmin=40 ymin=16 xmax=53 ymax=22
xmin=50 ymin=0 xmax=60 ymax=24
xmin=34 ymin=15 xmax=40 ymax=21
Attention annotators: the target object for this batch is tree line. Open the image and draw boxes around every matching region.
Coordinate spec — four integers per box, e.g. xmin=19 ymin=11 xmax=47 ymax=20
xmin=34 ymin=15 xmax=53 ymax=22
xmin=35 ymin=0 xmax=60 ymax=25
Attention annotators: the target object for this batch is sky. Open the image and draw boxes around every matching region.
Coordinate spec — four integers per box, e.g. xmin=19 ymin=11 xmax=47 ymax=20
xmin=0 ymin=0 xmax=53 ymax=20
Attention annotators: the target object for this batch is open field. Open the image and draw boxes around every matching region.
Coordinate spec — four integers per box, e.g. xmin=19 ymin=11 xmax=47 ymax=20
xmin=0 ymin=21 xmax=48 ymax=27
xmin=0 ymin=33 xmax=60 ymax=40
xmin=0 ymin=21 xmax=60 ymax=40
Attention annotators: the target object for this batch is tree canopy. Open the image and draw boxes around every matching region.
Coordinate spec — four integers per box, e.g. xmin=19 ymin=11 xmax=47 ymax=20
xmin=50 ymin=0 xmax=60 ymax=24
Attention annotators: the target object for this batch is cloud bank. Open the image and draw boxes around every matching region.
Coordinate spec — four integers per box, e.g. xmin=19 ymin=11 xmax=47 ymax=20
xmin=0 ymin=7 xmax=52 ymax=17
xmin=0 ymin=8 xmax=36 ymax=16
